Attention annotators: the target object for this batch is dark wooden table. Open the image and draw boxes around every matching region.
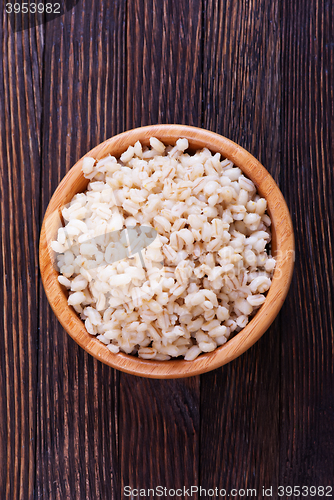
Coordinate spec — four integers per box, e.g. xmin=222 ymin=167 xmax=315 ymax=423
xmin=1 ymin=0 xmax=333 ymax=498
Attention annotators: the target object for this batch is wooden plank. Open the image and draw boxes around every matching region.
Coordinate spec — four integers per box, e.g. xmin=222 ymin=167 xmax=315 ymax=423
xmin=37 ymin=1 xmax=126 ymax=498
xmin=126 ymin=0 xmax=203 ymax=128
xmin=1 ymin=0 xmax=332 ymax=495
xmin=119 ymin=377 xmax=200 ymax=495
xmin=279 ymin=0 xmax=334 ymax=486
xmin=200 ymin=0 xmax=281 ymax=493
xmin=119 ymin=0 xmax=202 ymax=495
xmin=0 ymin=12 xmax=44 ymax=500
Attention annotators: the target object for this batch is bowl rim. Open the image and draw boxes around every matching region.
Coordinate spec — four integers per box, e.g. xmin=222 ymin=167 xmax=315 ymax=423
xmin=39 ymin=124 xmax=295 ymax=378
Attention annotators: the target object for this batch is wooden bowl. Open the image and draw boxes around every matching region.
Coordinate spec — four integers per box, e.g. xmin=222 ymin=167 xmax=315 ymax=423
xmin=39 ymin=125 xmax=294 ymax=378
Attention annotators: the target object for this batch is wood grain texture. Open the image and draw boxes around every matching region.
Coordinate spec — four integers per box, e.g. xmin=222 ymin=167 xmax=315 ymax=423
xmin=0 ymin=10 xmax=43 ymax=499
xmin=279 ymin=0 xmax=334 ymax=486
xmin=200 ymin=0 xmax=282 ymax=493
xmin=37 ymin=1 xmax=125 ymax=498
xmin=1 ymin=0 xmax=334 ymax=497
xmin=126 ymin=0 xmax=203 ymax=128
xmin=119 ymin=377 xmax=200 ymax=495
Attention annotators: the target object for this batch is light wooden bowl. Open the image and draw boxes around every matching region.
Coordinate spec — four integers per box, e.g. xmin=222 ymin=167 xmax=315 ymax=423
xmin=39 ymin=125 xmax=294 ymax=378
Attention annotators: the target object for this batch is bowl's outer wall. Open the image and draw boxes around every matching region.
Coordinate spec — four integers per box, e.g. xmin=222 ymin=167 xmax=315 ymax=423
xmin=39 ymin=125 xmax=295 ymax=378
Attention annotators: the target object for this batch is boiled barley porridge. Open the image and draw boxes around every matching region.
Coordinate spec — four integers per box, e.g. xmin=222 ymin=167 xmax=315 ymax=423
xmin=51 ymin=138 xmax=276 ymax=361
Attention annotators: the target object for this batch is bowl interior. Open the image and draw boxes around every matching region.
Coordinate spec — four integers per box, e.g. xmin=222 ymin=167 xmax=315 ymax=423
xmin=40 ymin=124 xmax=294 ymax=378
